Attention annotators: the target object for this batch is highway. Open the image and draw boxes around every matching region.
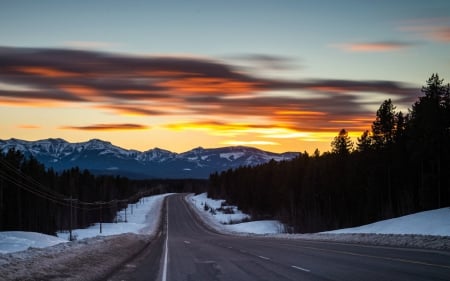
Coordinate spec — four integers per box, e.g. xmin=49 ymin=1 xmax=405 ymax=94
xmin=109 ymin=194 xmax=450 ymax=281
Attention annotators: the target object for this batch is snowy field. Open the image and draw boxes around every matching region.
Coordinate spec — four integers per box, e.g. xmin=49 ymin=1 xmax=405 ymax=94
xmin=0 ymin=193 xmax=171 ymax=254
xmin=322 ymin=207 xmax=450 ymax=236
xmin=188 ymin=193 xmax=287 ymax=235
xmin=188 ymin=193 xmax=450 ymax=250
xmin=190 ymin=193 xmax=450 ymax=237
xmin=0 ymin=193 xmax=171 ymax=281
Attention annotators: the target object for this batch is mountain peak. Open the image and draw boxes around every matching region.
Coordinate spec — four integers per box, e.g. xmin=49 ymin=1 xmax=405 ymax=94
xmin=0 ymin=138 xmax=300 ymax=179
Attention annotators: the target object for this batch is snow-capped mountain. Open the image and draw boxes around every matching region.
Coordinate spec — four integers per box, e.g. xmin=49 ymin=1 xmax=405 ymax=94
xmin=0 ymin=138 xmax=299 ymax=179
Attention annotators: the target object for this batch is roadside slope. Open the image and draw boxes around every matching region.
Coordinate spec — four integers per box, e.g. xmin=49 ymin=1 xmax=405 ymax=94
xmin=0 ymin=194 xmax=171 ymax=281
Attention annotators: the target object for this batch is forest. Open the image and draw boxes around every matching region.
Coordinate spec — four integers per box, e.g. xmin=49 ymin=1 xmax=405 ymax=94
xmin=207 ymin=74 xmax=450 ymax=233
xmin=0 ymin=151 xmax=206 ymax=236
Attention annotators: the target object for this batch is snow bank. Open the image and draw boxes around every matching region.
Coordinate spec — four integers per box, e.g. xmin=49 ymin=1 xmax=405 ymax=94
xmin=226 ymin=220 xmax=285 ymax=234
xmin=0 ymin=193 xmax=172 ymax=280
xmin=0 ymin=231 xmax=67 ymax=254
xmin=57 ymin=193 xmax=171 ymax=241
xmin=322 ymin=207 xmax=450 ymax=236
xmin=0 ymin=193 xmax=170 ymax=255
xmin=188 ymin=193 xmax=285 ymax=235
xmin=188 ymin=193 xmax=450 ymax=250
xmin=0 ymin=233 xmax=150 ymax=281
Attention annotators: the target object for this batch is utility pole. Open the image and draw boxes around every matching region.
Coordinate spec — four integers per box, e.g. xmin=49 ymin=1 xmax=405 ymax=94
xmin=124 ymin=205 xmax=127 ymax=222
xmin=64 ymin=197 xmax=77 ymax=241
xmin=98 ymin=202 xmax=103 ymax=234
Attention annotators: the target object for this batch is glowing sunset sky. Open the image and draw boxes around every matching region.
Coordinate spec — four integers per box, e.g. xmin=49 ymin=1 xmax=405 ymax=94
xmin=1 ymin=0 xmax=449 ymax=153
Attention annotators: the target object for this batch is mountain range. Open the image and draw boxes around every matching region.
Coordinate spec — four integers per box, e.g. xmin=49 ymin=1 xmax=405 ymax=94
xmin=0 ymin=138 xmax=299 ymax=179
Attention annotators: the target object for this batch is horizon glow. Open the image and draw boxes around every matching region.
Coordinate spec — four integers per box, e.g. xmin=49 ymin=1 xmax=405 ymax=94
xmin=0 ymin=1 xmax=449 ymax=153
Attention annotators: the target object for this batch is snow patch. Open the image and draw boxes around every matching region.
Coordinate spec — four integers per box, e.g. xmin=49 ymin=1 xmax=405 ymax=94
xmin=0 ymin=232 xmax=66 ymax=254
xmin=322 ymin=207 xmax=450 ymax=236
xmin=220 ymin=152 xmax=244 ymax=161
xmin=188 ymin=193 xmax=284 ymax=234
xmin=0 ymin=193 xmax=171 ymax=254
xmin=57 ymin=193 xmax=171 ymax=241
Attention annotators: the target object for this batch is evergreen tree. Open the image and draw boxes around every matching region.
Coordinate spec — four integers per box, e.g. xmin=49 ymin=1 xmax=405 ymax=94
xmin=407 ymin=74 xmax=450 ymax=208
xmin=356 ymin=130 xmax=373 ymax=152
xmin=331 ymin=129 xmax=353 ymax=155
xmin=372 ymin=99 xmax=396 ymax=149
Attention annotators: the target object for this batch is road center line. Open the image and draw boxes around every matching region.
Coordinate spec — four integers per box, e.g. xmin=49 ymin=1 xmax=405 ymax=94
xmin=291 ymin=265 xmax=311 ymax=272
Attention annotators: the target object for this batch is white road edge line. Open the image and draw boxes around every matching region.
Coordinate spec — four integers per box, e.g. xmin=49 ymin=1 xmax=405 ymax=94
xmin=161 ymin=200 xmax=169 ymax=281
xmin=258 ymin=255 xmax=271 ymax=260
xmin=291 ymin=265 xmax=311 ymax=272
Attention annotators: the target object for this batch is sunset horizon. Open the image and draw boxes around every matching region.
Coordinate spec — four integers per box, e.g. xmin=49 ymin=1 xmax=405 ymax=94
xmin=1 ymin=1 xmax=449 ymax=154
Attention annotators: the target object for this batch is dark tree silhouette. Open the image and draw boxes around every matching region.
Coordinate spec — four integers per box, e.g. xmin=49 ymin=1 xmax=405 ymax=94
xmin=208 ymin=74 xmax=450 ymax=233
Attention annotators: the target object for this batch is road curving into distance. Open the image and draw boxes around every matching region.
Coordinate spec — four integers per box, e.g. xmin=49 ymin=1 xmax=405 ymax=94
xmin=108 ymin=194 xmax=450 ymax=281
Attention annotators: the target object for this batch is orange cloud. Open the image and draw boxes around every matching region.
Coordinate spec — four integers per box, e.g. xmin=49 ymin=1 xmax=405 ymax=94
xmin=14 ymin=66 xmax=79 ymax=78
xmin=335 ymin=42 xmax=413 ymax=52
xmin=157 ymin=77 xmax=262 ymax=94
xmin=399 ymin=18 xmax=450 ymax=43
xmin=0 ymin=97 xmax=66 ymax=107
xmin=0 ymin=46 xmax=418 ymax=142
xmin=60 ymin=123 xmax=150 ymax=131
xmin=221 ymin=140 xmax=279 ymax=146
xmin=95 ymin=104 xmax=168 ymax=116
xmin=275 ymin=110 xmax=326 ymax=116
xmin=60 ymin=85 xmax=100 ymax=97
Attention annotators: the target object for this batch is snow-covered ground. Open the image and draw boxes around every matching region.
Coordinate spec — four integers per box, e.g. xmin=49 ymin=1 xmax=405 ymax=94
xmin=188 ymin=193 xmax=450 ymax=250
xmin=190 ymin=193 xmax=450 ymax=238
xmin=0 ymin=193 xmax=171 ymax=281
xmin=188 ymin=193 xmax=286 ymax=235
xmin=0 ymin=193 xmax=170 ymax=254
xmin=57 ymin=193 xmax=170 ymax=241
xmin=0 ymin=231 xmax=67 ymax=254
xmin=322 ymin=207 xmax=450 ymax=236
xmin=1 ymin=192 xmax=450 ymax=280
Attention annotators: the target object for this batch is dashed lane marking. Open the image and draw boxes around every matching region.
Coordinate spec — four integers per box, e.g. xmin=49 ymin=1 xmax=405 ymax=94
xmin=258 ymin=255 xmax=271 ymax=260
xmin=291 ymin=265 xmax=311 ymax=272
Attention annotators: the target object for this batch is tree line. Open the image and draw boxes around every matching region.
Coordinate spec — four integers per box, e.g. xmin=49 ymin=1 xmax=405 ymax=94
xmin=0 ymin=150 xmax=207 ymax=236
xmin=207 ymin=74 xmax=450 ymax=233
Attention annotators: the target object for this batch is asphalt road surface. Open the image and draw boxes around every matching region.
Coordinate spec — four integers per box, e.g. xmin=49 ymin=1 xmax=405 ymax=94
xmin=109 ymin=194 xmax=450 ymax=281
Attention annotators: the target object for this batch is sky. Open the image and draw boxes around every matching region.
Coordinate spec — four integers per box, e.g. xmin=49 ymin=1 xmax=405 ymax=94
xmin=0 ymin=0 xmax=449 ymax=153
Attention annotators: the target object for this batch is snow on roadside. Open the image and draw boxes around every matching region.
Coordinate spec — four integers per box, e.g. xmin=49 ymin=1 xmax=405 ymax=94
xmin=0 ymin=231 xmax=67 ymax=254
xmin=187 ymin=193 xmax=285 ymax=235
xmin=57 ymin=193 xmax=171 ymax=241
xmin=0 ymin=193 xmax=172 ymax=281
xmin=0 ymin=194 xmax=170 ymax=255
xmin=322 ymin=207 xmax=450 ymax=236
xmin=188 ymin=193 xmax=450 ymax=250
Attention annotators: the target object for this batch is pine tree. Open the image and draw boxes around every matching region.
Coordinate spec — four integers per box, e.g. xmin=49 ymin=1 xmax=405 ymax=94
xmin=356 ymin=130 xmax=373 ymax=152
xmin=331 ymin=129 xmax=353 ymax=155
xmin=372 ymin=99 xmax=396 ymax=149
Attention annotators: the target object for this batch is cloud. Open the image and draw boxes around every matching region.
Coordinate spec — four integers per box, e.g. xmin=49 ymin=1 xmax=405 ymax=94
xmin=227 ymin=54 xmax=299 ymax=70
xmin=63 ymin=41 xmax=120 ymax=49
xmin=333 ymin=41 xmax=415 ymax=52
xmin=0 ymin=46 xmax=419 ymax=137
xmin=61 ymin=123 xmax=149 ymax=131
xmin=399 ymin=18 xmax=450 ymax=43
xmin=221 ymin=140 xmax=279 ymax=146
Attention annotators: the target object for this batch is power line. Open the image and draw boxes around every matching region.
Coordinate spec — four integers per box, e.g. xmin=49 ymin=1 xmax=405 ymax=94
xmin=0 ymin=156 xmax=150 ymax=209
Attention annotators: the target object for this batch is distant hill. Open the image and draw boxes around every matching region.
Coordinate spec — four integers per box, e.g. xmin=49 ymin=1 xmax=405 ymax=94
xmin=0 ymin=138 xmax=299 ymax=179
